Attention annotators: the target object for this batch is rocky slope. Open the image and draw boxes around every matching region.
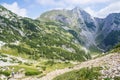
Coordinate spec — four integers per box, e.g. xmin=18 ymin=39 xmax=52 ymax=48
xmin=39 ymin=7 xmax=97 ymax=48
xmin=39 ymin=7 xmax=120 ymax=52
xmin=96 ymin=13 xmax=120 ymax=51
xmin=0 ymin=5 xmax=91 ymax=61
xmin=35 ymin=53 xmax=120 ymax=80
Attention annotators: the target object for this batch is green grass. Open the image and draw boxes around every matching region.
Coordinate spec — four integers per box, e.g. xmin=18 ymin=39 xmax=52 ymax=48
xmin=0 ymin=70 xmax=11 ymax=76
xmin=110 ymin=47 xmax=120 ymax=53
xmin=110 ymin=43 xmax=120 ymax=53
xmin=53 ymin=67 xmax=102 ymax=80
xmin=0 ymin=14 xmax=91 ymax=62
xmin=0 ymin=46 xmax=30 ymax=59
xmin=0 ymin=52 xmax=74 ymax=77
xmin=9 ymin=65 xmax=42 ymax=76
xmin=25 ymin=69 xmax=42 ymax=76
xmin=41 ymin=61 xmax=73 ymax=72
xmin=114 ymin=76 xmax=120 ymax=80
xmin=0 ymin=47 xmax=19 ymax=56
xmin=8 ymin=61 xmax=73 ymax=76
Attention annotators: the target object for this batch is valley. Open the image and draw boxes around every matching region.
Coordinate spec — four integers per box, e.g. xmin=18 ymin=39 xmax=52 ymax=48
xmin=0 ymin=4 xmax=120 ymax=80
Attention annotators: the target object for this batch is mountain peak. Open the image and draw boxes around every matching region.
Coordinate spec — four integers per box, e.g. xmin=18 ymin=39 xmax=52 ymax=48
xmin=0 ymin=5 xmax=7 ymax=11
xmin=0 ymin=5 xmax=21 ymax=21
xmin=72 ymin=7 xmax=84 ymax=12
xmin=72 ymin=7 xmax=90 ymax=17
xmin=106 ymin=13 xmax=120 ymax=18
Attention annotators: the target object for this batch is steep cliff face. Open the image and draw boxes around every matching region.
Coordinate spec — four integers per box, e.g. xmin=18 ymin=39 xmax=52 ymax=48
xmin=39 ymin=7 xmax=98 ymax=49
xmin=39 ymin=8 xmax=120 ymax=51
xmin=96 ymin=13 xmax=120 ymax=51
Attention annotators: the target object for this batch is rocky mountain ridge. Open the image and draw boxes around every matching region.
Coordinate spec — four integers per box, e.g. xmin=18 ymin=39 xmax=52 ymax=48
xmin=39 ymin=7 xmax=120 ymax=51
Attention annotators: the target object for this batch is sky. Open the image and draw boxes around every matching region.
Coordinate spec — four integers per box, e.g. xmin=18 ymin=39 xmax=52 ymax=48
xmin=0 ymin=0 xmax=120 ymax=19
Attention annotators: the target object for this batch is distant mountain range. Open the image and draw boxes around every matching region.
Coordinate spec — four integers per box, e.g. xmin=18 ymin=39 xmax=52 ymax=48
xmin=0 ymin=5 xmax=120 ymax=61
xmin=39 ymin=7 xmax=120 ymax=51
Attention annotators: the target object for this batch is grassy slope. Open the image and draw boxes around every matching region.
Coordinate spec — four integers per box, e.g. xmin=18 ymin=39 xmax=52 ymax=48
xmin=0 ymin=16 xmax=91 ymax=61
xmin=0 ymin=53 xmax=74 ymax=78
xmin=53 ymin=67 xmax=102 ymax=80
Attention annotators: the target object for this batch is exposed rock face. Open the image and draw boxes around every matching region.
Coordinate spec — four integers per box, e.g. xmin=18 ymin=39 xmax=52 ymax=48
xmin=40 ymin=7 xmax=98 ymax=48
xmin=39 ymin=8 xmax=120 ymax=51
xmin=96 ymin=13 xmax=120 ymax=51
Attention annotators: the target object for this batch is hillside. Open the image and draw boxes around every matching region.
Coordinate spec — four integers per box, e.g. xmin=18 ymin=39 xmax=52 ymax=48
xmin=0 ymin=5 xmax=92 ymax=80
xmin=39 ymin=7 xmax=97 ymax=49
xmin=41 ymin=53 xmax=120 ymax=80
xmin=0 ymin=5 xmax=91 ymax=61
xmin=39 ymin=7 xmax=120 ymax=52
xmin=0 ymin=4 xmax=120 ymax=80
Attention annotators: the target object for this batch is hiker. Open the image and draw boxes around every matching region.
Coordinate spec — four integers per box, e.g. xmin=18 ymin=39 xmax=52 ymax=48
xmin=11 ymin=71 xmax=15 ymax=77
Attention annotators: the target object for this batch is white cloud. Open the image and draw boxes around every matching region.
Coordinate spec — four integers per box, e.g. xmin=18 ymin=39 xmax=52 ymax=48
xmin=36 ymin=0 xmax=116 ymax=14
xmin=36 ymin=0 xmax=112 ymax=7
xmin=64 ymin=0 xmax=110 ymax=5
xmin=85 ymin=1 xmax=120 ymax=18
xmin=2 ymin=2 xmax=27 ymax=17
xmin=84 ymin=7 xmax=96 ymax=16
xmin=36 ymin=0 xmax=65 ymax=7
xmin=96 ymin=1 xmax=120 ymax=18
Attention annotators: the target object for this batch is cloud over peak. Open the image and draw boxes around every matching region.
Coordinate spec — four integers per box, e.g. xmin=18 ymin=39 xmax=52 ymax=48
xmin=0 ymin=0 xmax=120 ymax=18
xmin=36 ymin=0 xmax=111 ymax=6
xmin=85 ymin=1 xmax=120 ymax=18
xmin=2 ymin=2 xmax=27 ymax=17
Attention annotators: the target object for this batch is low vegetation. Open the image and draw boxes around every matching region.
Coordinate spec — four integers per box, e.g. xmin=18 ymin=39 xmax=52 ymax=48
xmin=53 ymin=67 xmax=102 ymax=80
xmin=0 ymin=71 xmax=11 ymax=76
xmin=110 ymin=43 xmax=120 ymax=53
xmin=25 ymin=70 xmax=42 ymax=76
xmin=41 ymin=60 xmax=73 ymax=72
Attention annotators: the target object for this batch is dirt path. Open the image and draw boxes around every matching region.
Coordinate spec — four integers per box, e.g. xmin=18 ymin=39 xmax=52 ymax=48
xmin=39 ymin=53 xmax=120 ymax=80
xmin=9 ymin=73 xmax=25 ymax=80
xmin=9 ymin=53 xmax=119 ymax=80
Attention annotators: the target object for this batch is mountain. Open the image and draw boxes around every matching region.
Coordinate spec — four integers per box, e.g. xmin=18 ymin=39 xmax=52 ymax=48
xmin=95 ymin=13 xmax=120 ymax=51
xmin=39 ymin=7 xmax=97 ymax=47
xmin=0 ymin=5 xmax=91 ymax=61
xmin=0 ymin=5 xmax=120 ymax=80
xmin=0 ymin=5 xmax=120 ymax=61
xmin=39 ymin=7 xmax=120 ymax=52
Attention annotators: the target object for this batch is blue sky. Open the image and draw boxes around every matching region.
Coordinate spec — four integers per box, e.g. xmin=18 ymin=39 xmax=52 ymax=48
xmin=0 ymin=0 xmax=120 ymax=19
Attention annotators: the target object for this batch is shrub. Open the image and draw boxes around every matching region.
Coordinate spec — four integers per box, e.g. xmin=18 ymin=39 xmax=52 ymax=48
xmin=0 ymin=59 xmax=7 ymax=62
xmin=53 ymin=67 xmax=102 ymax=80
xmin=0 ymin=71 xmax=11 ymax=76
xmin=114 ymin=76 xmax=120 ymax=80
xmin=25 ymin=70 xmax=42 ymax=76
xmin=24 ymin=62 xmax=32 ymax=66
xmin=1 ymin=54 xmax=8 ymax=57
xmin=41 ymin=66 xmax=46 ymax=71
xmin=104 ymin=78 xmax=111 ymax=80
xmin=18 ymin=61 xmax=22 ymax=64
